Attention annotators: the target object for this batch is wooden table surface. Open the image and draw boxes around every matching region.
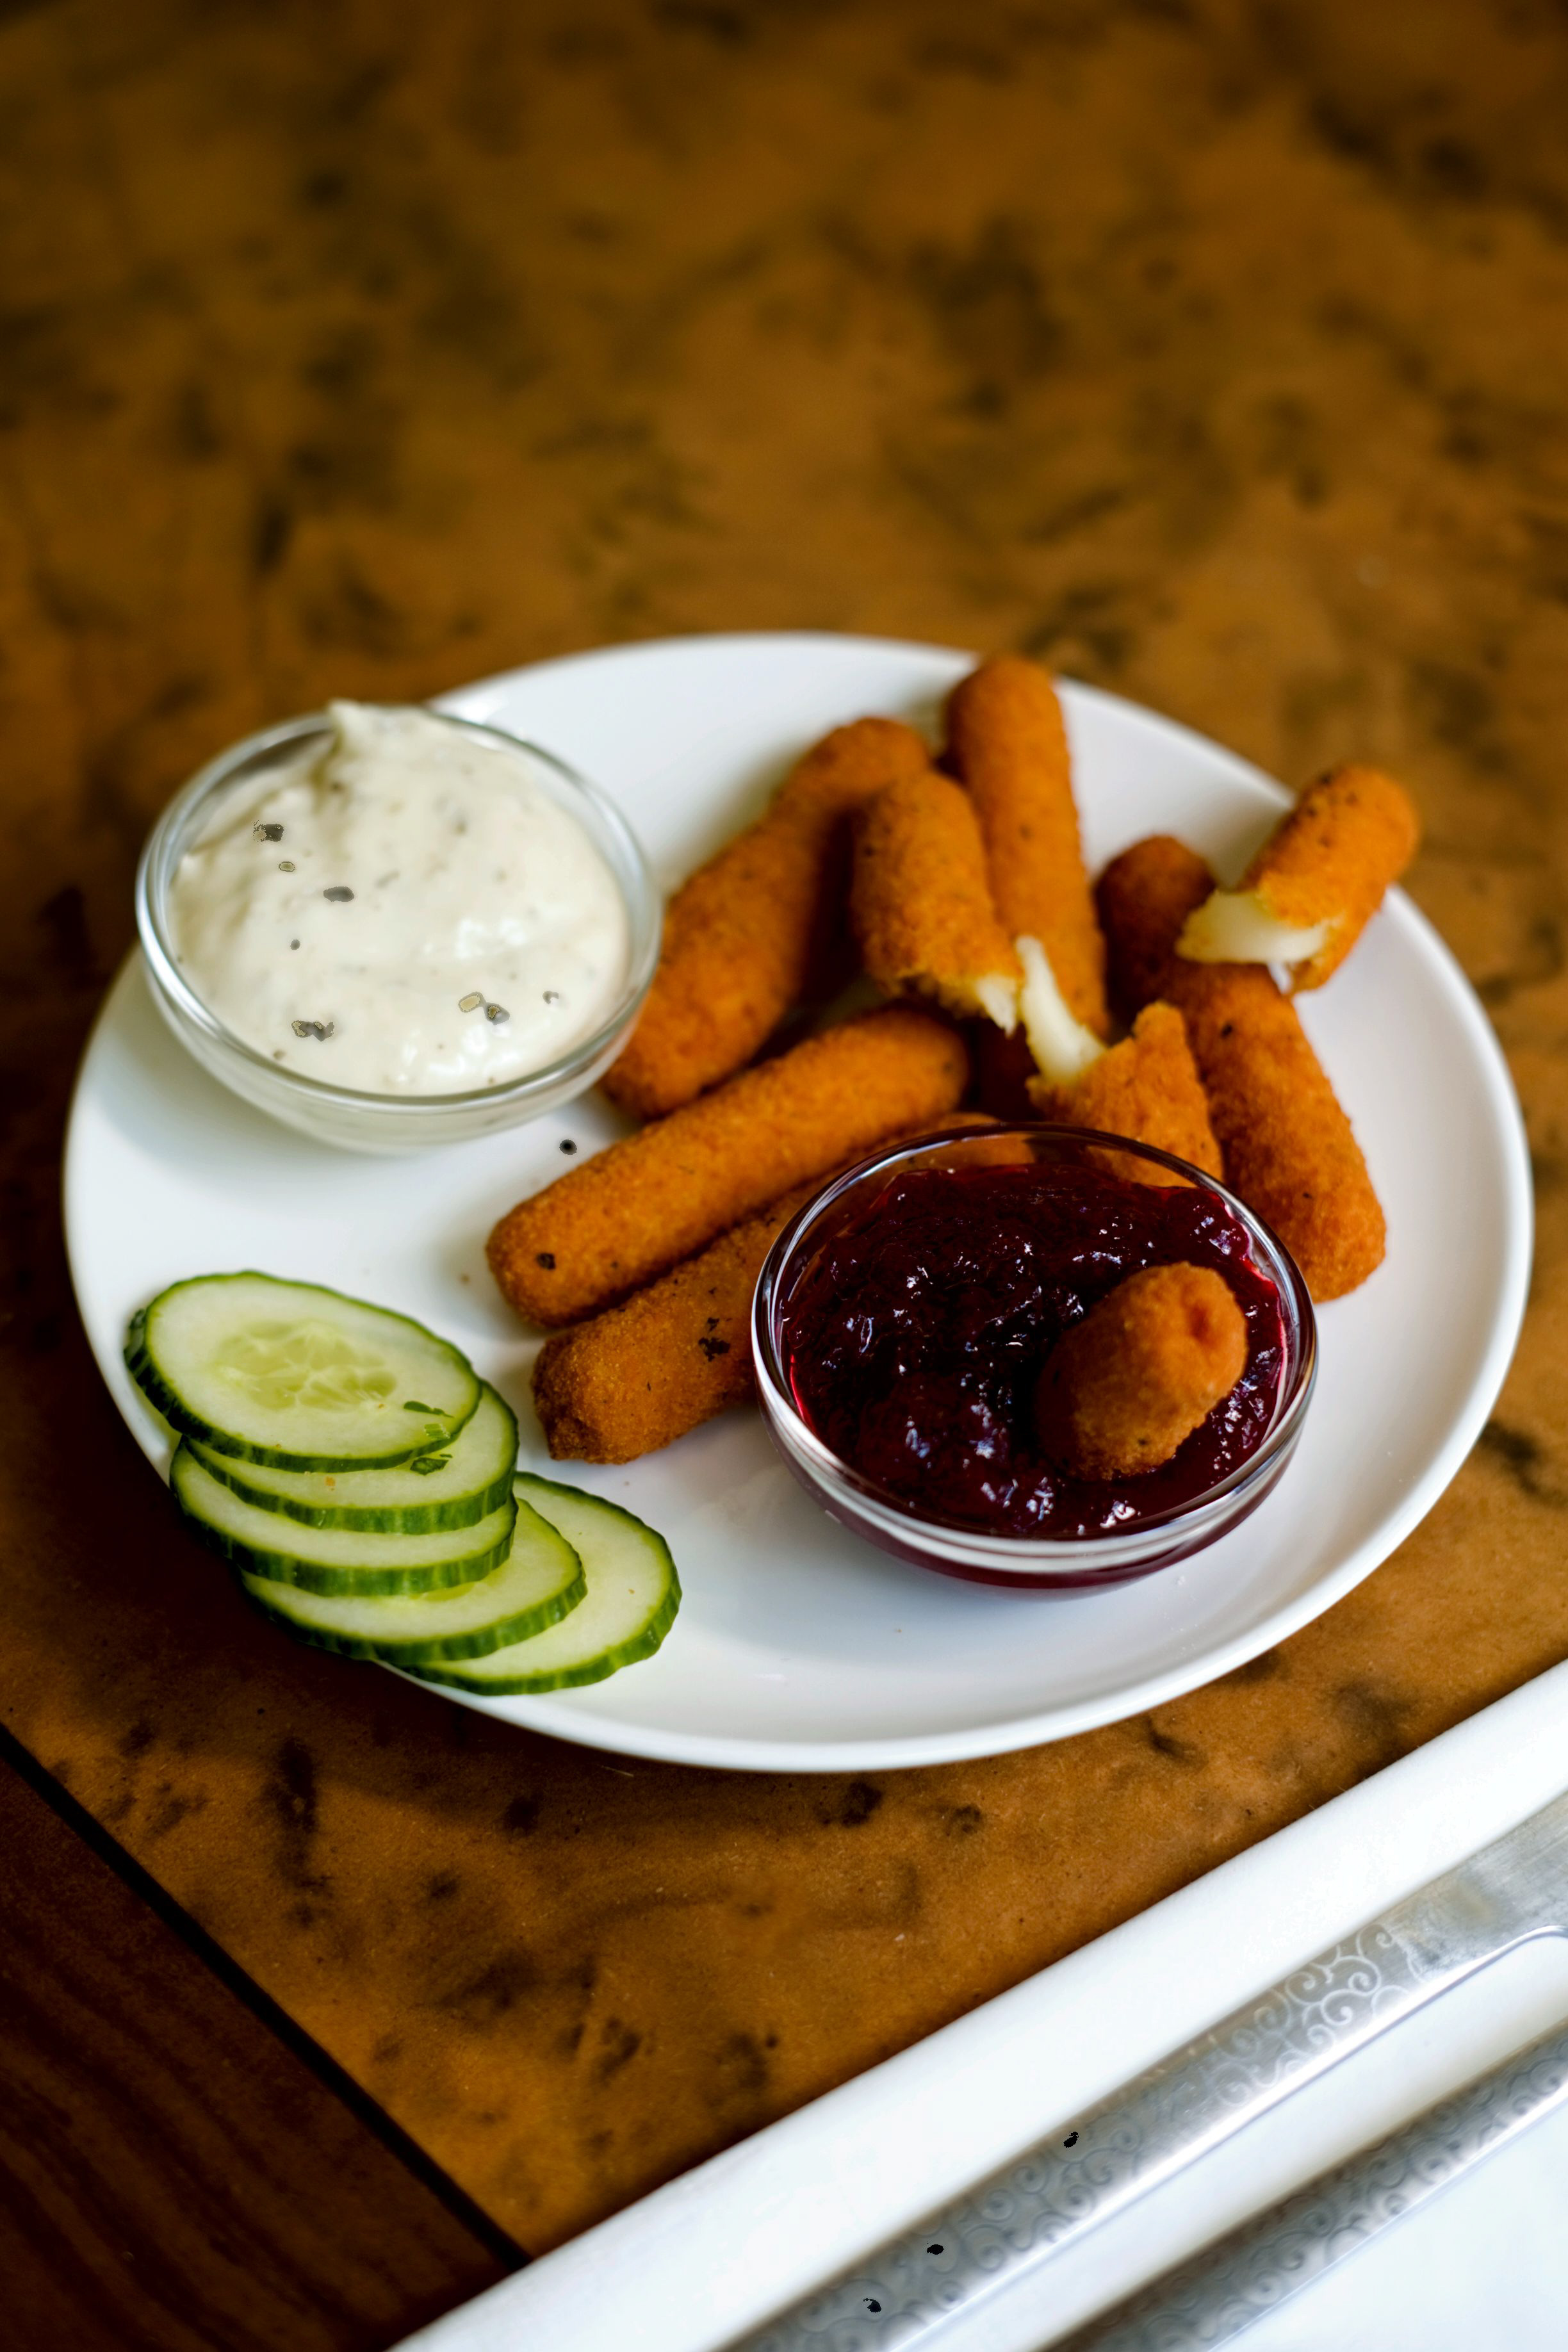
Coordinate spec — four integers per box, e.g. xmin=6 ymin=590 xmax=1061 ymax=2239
xmin=6 ymin=2 xmax=1568 ymax=2342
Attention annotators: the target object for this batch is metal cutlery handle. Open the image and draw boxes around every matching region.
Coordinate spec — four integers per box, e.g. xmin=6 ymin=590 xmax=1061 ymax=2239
xmin=1060 ymin=2014 xmax=1568 ymax=2350
xmin=738 ymin=1792 xmax=1568 ymax=2351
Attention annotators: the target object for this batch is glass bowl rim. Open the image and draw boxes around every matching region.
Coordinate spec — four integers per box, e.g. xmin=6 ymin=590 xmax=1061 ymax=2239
xmin=133 ymin=705 xmax=662 ymax=1113
xmin=751 ymin=1119 xmax=1318 ymax=1565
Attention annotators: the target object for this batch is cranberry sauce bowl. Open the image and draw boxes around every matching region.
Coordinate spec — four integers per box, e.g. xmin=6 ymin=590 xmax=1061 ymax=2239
xmin=752 ymin=1125 xmax=1316 ymax=1588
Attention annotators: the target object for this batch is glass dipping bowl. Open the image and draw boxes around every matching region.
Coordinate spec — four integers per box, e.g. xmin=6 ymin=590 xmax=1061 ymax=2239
xmin=135 ymin=708 xmax=661 ymax=1154
xmin=753 ymin=1123 xmax=1317 ymax=1588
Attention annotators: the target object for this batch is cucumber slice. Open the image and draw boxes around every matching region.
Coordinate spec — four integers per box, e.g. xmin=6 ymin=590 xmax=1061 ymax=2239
xmin=192 ymin=1383 xmax=517 ymax=1534
xmin=128 ymin=1273 xmax=478 ymax=1471
xmin=404 ymin=1474 xmax=680 ymax=1694
xmin=238 ymin=1495 xmax=585 ymax=1662
xmin=171 ymin=1443 xmax=515 ymax=1596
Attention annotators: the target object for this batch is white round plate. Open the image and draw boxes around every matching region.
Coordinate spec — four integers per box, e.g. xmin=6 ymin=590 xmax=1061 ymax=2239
xmin=65 ymin=634 xmax=1531 ymax=1772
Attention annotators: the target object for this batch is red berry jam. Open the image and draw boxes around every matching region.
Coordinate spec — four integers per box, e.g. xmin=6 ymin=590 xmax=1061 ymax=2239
xmin=778 ymin=1157 xmax=1285 ymax=1539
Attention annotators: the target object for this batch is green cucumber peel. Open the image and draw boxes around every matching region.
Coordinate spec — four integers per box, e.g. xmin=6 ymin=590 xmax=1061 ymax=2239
xmin=126 ymin=1272 xmax=480 ymax=1471
xmin=172 ymin=1442 xmax=516 ymax=1597
xmin=402 ymin=1474 xmax=680 ymax=1694
xmin=237 ymin=1496 xmax=585 ymax=1663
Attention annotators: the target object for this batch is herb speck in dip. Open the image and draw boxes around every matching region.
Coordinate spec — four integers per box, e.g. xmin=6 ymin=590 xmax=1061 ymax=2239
xmin=167 ymin=702 xmax=631 ymax=1093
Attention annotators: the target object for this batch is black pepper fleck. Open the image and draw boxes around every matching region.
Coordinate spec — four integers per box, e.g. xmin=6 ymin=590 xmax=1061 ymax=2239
xmin=323 ymin=885 xmax=354 ymax=902
xmin=543 ymin=990 xmax=561 ymax=1005
xmin=485 ymin=1002 xmax=509 ymax=1024
xmin=290 ymin=939 xmax=300 ymax=949
xmin=697 ymin=1335 xmax=731 ymax=1360
xmin=559 ymin=1139 xmax=578 ymax=1154
xmin=254 ymin=821 xmax=284 ymax=842
xmin=535 ymin=1252 xmax=556 ymax=1270
xmin=291 ymin=1018 xmax=336 ymax=1040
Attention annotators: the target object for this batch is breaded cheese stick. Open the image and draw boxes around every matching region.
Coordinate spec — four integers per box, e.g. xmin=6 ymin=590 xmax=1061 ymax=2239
xmin=1096 ymin=836 xmax=1385 ymax=1300
xmin=944 ymin=656 xmax=1110 ymax=1036
xmin=533 ymin=1192 xmax=808 ymax=1462
xmin=603 ymin=717 xmax=930 ymax=1120
xmin=1036 ymin=1263 xmax=1247 ymax=1479
xmin=1178 ymin=764 xmax=1419 ymax=990
xmin=851 ymin=767 xmax=1021 ymax=1030
xmin=1095 ymin=834 xmax=1213 ymax=1024
xmin=533 ymin=1114 xmax=1002 ymax=1462
xmin=489 ymin=1005 xmax=969 ymax=1327
xmin=1028 ymin=1002 xmax=1222 ymax=1184
xmin=1165 ymin=965 xmax=1385 ymax=1298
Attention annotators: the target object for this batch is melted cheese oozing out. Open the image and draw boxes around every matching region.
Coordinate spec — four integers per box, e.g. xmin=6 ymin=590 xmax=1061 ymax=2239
xmin=169 ymin=702 xmax=632 ymax=1095
xmin=972 ymin=970 xmax=1020 ymax=1034
xmin=1177 ymin=890 xmax=1332 ymax=971
xmin=1017 ymin=934 xmax=1104 ymax=1086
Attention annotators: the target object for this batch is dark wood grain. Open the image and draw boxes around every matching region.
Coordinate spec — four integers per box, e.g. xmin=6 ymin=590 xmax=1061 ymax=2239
xmin=0 ymin=1742 xmax=515 ymax=2352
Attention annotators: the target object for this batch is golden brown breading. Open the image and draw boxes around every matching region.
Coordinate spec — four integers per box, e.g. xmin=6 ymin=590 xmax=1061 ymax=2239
xmin=1178 ymin=765 xmax=1420 ymax=991
xmin=602 ymin=717 xmax=930 ymax=1121
xmin=1035 ymin=1263 xmax=1247 ymax=1480
xmin=1028 ymin=1002 xmax=1223 ymax=1185
xmin=489 ymin=1006 xmax=970 ymax=1327
xmin=1097 ymin=835 xmax=1386 ymax=1300
xmin=532 ymin=1195 xmax=804 ymax=1462
xmin=1095 ymin=836 xmax=1213 ymax=1025
xmin=851 ymin=767 xmax=1021 ymax=1029
xmin=1165 ymin=966 xmax=1386 ymax=1300
xmin=944 ymin=656 xmax=1109 ymax=1036
xmin=532 ymin=1113 xmax=1003 ymax=1463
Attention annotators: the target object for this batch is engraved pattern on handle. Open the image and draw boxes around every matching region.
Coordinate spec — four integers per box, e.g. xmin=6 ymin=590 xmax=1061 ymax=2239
xmin=741 ymin=1786 xmax=1568 ymax=2352
xmin=739 ymin=1796 xmax=1568 ymax=2351
xmin=745 ymin=1922 xmax=1458 ymax=2351
xmin=1063 ymin=2019 xmax=1568 ymax=2350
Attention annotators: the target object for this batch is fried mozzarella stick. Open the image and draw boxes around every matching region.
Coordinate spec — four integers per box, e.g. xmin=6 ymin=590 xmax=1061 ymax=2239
xmin=1178 ymin=764 xmax=1419 ymax=990
xmin=945 ymin=655 xmax=1111 ymax=1068
xmin=534 ymin=1115 xmax=1002 ymax=1462
xmin=1097 ymin=837 xmax=1385 ymax=1300
xmin=489 ymin=1006 xmax=968 ymax=1327
xmin=851 ymin=767 xmax=1021 ymax=1030
xmin=533 ymin=1193 xmax=808 ymax=1462
xmin=603 ymin=717 xmax=930 ymax=1120
xmin=1028 ymin=1002 xmax=1222 ymax=1184
xmin=1036 ymin=1264 xmax=1247 ymax=1479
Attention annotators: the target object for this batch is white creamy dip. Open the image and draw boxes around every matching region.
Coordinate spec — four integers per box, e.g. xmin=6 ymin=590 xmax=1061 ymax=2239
xmin=168 ymin=703 xmax=632 ymax=1095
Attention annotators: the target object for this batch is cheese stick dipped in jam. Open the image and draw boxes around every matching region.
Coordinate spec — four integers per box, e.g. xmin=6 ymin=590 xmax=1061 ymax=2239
xmin=851 ymin=767 xmax=1022 ymax=1031
xmin=489 ymin=1005 xmax=968 ymax=1327
xmin=1097 ymin=836 xmax=1385 ymax=1300
xmin=603 ymin=717 xmax=930 ymax=1120
xmin=945 ymin=657 xmax=1109 ymax=1029
xmin=533 ymin=1115 xmax=1001 ymax=1464
xmin=1035 ymin=1262 xmax=1248 ymax=1480
xmin=1028 ymin=1001 xmax=1222 ymax=1185
xmin=1177 ymin=764 xmax=1419 ymax=990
